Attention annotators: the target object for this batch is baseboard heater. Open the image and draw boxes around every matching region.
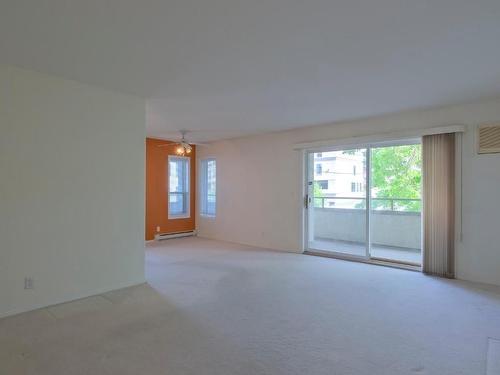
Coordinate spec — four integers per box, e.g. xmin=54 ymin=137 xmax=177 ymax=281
xmin=154 ymin=230 xmax=197 ymax=241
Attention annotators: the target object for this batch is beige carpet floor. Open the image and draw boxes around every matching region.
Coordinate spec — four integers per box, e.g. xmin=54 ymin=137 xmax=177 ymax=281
xmin=1 ymin=237 xmax=500 ymax=374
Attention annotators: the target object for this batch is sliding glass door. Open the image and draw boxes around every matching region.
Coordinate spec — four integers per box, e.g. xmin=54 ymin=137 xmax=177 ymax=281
xmin=307 ymin=149 xmax=368 ymax=257
xmin=369 ymin=144 xmax=422 ymax=264
xmin=306 ymin=141 xmax=422 ymax=266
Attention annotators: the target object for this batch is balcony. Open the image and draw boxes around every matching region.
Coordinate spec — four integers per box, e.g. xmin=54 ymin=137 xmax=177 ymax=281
xmin=310 ymin=197 xmax=421 ymax=264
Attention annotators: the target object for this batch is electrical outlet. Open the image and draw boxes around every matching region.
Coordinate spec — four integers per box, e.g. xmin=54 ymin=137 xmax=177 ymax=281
xmin=24 ymin=277 xmax=34 ymax=290
xmin=156 ymin=226 xmax=160 ymax=232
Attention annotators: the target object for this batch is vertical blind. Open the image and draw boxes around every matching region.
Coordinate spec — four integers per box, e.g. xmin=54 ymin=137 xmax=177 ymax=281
xmin=422 ymin=133 xmax=455 ymax=278
xmin=200 ymin=159 xmax=216 ymax=217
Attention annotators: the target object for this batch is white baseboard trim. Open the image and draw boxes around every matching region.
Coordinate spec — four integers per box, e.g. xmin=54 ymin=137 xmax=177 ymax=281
xmin=195 ymin=234 xmax=302 ymax=254
xmin=0 ymin=278 xmax=146 ymax=319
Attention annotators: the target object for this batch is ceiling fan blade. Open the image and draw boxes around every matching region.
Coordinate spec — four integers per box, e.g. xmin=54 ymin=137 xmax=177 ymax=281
xmin=157 ymin=142 xmax=180 ymax=147
xmin=190 ymin=142 xmax=210 ymax=146
xmin=157 ymin=142 xmax=208 ymax=147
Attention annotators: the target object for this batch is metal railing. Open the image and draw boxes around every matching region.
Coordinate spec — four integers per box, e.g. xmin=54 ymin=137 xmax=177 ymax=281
xmin=313 ymin=196 xmax=421 ymax=212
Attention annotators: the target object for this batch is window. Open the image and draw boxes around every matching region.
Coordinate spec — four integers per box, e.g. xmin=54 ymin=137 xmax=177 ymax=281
xmin=353 ymin=165 xmax=357 ymax=175
xmin=200 ymin=159 xmax=216 ymax=217
xmin=317 ymin=180 xmax=328 ymax=189
xmin=168 ymin=156 xmax=190 ymax=218
xmin=351 ymin=182 xmax=363 ymax=192
xmin=315 ymin=163 xmax=322 ymax=175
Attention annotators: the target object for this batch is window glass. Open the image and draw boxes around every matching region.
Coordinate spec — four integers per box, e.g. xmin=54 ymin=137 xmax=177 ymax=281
xmin=169 ymin=157 xmax=190 ymax=218
xmin=200 ymin=159 xmax=216 ymax=217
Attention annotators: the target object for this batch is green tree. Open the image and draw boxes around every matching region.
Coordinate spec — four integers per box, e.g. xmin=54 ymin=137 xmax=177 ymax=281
xmin=370 ymin=145 xmax=421 ymax=211
xmin=313 ymin=181 xmax=324 ymax=207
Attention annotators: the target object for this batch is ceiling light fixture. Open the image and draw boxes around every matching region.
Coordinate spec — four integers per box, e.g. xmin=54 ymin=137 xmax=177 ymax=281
xmin=175 ymin=130 xmax=193 ymax=155
xmin=176 ymin=142 xmax=192 ymax=156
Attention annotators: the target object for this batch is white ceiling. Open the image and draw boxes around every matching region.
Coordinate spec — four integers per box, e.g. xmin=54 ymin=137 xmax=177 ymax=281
xmin=2 ymin=0 xmax=500 ymax=142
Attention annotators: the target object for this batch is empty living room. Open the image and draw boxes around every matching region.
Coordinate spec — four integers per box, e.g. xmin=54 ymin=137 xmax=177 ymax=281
xmin=2 ymin=1 xmax=500 ymax=374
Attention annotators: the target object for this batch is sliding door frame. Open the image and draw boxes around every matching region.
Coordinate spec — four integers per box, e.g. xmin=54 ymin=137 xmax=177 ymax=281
xmin=303 ymin=143 xmax=371 ymax=263
xmin=303 ymin=138 xmax=422 ymax=268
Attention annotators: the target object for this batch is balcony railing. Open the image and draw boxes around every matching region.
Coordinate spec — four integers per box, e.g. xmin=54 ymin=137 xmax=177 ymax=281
xmin=313 ymin=197 xmax=422 ymax=249
xmin=313 ymin=196 xmax=421 ymax=212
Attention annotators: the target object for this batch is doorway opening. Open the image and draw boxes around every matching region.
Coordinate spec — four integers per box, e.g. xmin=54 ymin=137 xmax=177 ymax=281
xmin=305 ymin=140 xmax=422 ymax=267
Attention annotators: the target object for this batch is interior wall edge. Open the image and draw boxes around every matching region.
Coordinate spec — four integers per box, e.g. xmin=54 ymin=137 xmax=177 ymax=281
xmin=0 ymin=65 xmax=146 ymax=318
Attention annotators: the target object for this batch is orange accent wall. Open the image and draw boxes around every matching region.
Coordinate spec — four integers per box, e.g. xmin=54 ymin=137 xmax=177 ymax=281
xmin=146 ymin=138 xmax=196 ymax=241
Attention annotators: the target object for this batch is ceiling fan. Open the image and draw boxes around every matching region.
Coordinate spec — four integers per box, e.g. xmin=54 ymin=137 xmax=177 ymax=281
xmin=158 ymin=130 xmax=208 ymax=155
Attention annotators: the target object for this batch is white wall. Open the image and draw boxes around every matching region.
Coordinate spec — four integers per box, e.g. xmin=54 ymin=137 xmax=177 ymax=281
xmin=0 ymin=66 xmax=146 ymax=317
xmin=197 ymin=97 xmax=500 ymax=286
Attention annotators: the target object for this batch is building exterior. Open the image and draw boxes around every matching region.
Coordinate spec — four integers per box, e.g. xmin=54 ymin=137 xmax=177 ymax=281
xmin=313 ymin=150 xmax=366 ymax=209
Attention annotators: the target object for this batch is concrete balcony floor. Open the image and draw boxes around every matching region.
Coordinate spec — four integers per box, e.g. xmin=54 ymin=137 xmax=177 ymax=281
xmin=309 ymin=238 xmax=421 ymax=265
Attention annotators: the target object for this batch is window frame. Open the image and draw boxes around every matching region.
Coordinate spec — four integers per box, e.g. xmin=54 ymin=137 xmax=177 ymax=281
xmin=199 ymin=158 xmax=217 ymax=218
xmin=168 ymin=155 xmax=191 ymax=220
